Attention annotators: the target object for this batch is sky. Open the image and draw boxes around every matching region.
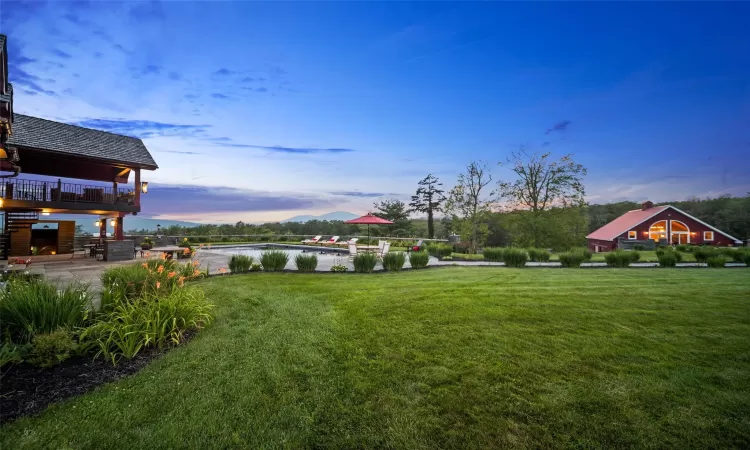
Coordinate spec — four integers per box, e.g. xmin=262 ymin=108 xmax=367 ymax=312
xmin=1 ymin=1 xmax=749 ymax=223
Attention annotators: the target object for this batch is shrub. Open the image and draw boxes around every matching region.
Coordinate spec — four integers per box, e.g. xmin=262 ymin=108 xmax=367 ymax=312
xmin=483 ymin=247 xmax=504 ymax=262
xmin=658 ymin=252 xmax=678 ymax=267
xmin=228 ymin=254 xmax=254 ymax=273
xmin=260 ymin=250 xmax=289 ymax=272
xmin=656 ymin=248 xmax=683 ymax=263
xmin=441 ymin=255 xmax=453 ymax=261
xmin=27 ymin=329 xmax=77 ymax=367
xmin=330 ymin=265 xmax=348 ymax=272
xmin=730 ymin=248 xmax=749 ymax=263
xmin=571 ymin=247 xmax=592 ymax=262
xmin=352 ymin=253 xmax=378 ymax=273
xmin=101 ymin=260 xmax=202 ymax=302
xmin=676 ymin=244 xmax=689 ymax=252
xmin=706 ymin=256 xmax=727 ymax=268
xmin=694 ymin=247 xmax=718 ymax=263
xmin=633 ymin=244 xmax=646 ymax=251
xmin=559 ymin=251 xmax=585 ymax=268
xmin=0 ymin=279 xmax=92 ymax=344
xmin=382 ymin=252 xmax=406 ymax=271
xmin=629 ymin=251 xmax=641 ymax=262
xmin=0 ymin=343 xmax=23 ymax=367
xmin=452 ymin=242 xmax=472 ymax=254
xmin=250 ymin=264 xmax=262 ymax=272
xmin=178 ymin=237 xmax=191 ymax=248
xmin=81 ymin=286 xmax=213 ymax=365
xmin=719 ymin=247 xmax=738 ymax=259
xmin=294 ymin=254 xmax=318 ymax=272
xmin=527 ymin=248 xmax=551 ymax=262
xmin=427 ymin=244 xmax=453 ymax=259
xmin=604 ymin=250 xmax=633 ymax=268
xmin=503 ymin=248 xmax=528 ymax=268
xmin=408 ymin=251 xmax=429 ymax=269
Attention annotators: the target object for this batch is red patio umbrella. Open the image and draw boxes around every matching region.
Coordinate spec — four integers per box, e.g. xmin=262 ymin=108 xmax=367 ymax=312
xmin=345 ymin=213 xmax=393 ymax=243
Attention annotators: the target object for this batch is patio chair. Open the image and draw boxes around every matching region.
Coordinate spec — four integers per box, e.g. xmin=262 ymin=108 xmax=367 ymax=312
xmin=301 ymin=235 xmax=322 ymax=244
xmin=321 ymin=236 xmax=340 ymax=246
xmin=411 ymin=240 xmax=424 ymax=252
xmin=94 ymin=244 xmax=104 ymax=261
xmin=348 ymin=243 xmax=358 ymax=260
xmin=380 ymin=242 xmax=391 ymax=258
xmin=335 ymin=237 xmax=358 ymax=246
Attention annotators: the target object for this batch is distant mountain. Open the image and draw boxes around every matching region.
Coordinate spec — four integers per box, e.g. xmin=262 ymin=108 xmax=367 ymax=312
xmin=281 ymin=211 xmax=359 ymax=223
xmin=49 ymin=214 xmax=202 ymax=234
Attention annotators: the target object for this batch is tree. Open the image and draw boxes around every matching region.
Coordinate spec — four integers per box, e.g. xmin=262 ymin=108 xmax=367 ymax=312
xmin=75 ymin=224 xmax=85 ymax=235
xmin=498 ymin=150 xmax=587 ymax=247
xmin=409 ymin=174 xmax=446 ymax=239
xmin=445 ymin=161 xmax=493 ymax=253
xmin=373 ymin=198 xmax=412 ymax=236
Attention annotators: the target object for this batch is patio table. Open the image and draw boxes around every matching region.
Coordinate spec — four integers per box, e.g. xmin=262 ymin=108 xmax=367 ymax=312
xmin=151 ymin=246 xmax=184 ymax=259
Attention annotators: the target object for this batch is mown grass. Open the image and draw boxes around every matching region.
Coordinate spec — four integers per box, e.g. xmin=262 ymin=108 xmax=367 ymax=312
xmin=2 ymin=269 xmax=749 ymax=448
xmin=454 ymin=250 xmax=700 ymax=263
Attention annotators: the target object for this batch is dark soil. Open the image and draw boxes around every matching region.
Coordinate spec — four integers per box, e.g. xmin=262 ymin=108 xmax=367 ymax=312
xmin=0 ymin=332 xmax=194 ymax=424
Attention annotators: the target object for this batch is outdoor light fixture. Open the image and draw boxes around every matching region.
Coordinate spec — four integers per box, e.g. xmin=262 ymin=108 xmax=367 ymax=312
xmin=141 ymin=182 xmax=148 ymax=194
xmin=0 ymin=198 xmax=4 ymax=208
xmin=41 ymin=211 xmax=50 ymax=216
xmin=94 ymin=220 xmax=101 ymax=227
xmin=110 ymin=219 xmax=116 ymax=227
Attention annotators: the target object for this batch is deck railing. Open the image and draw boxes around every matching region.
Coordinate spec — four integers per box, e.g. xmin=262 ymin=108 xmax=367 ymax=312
xmin=0 ymin=179 xmax=134 ymax=205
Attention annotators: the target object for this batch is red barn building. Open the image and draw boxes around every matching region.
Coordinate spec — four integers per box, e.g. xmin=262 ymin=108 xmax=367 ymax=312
xmin=587 ymin=201 xmax=742 ymax=252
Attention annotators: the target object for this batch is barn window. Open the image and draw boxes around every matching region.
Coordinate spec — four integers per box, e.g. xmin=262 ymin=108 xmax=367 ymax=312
xmin=704 ymin=231 xmax=714 ymax=241
xmin=628 ymin=231 xmax=637 ymax=240
xmin=648 ymin=220 xmax=667 ymax=242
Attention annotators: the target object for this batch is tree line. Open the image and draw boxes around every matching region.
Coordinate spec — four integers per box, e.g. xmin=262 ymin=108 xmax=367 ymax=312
xmin=130 ymin=150 xmax=750 ymax=250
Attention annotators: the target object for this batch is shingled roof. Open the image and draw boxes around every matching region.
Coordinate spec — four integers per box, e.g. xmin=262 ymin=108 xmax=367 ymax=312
xmin=7 ymin=114 xmax=158 ymax=170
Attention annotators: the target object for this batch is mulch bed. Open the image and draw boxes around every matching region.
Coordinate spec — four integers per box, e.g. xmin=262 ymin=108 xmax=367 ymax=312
xmin=0 ymin=332 xmax=194 ymax=424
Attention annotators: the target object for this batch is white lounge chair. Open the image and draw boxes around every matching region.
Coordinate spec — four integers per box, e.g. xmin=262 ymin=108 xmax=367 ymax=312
xmin=348 ymin=243 xmax=358 ymax=260
xmin=301 ymin=235 xmax=322 ymax=244
xmin=380 ymin=242 xmax=391 ymax=257
xmin=321 ymin=236 xmax=340 ymax=246
xmin=336 ymin=237 xmax=358 ymax=247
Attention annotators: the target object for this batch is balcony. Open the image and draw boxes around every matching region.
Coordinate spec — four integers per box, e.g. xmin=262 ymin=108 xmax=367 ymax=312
xmin=1 ymin=178 xmax=139 ymax=214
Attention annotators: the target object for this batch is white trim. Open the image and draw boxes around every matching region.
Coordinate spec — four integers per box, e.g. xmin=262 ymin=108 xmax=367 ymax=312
xmin=627 ymin=231 xmax=637 ymax=240
xmin=704 ymin=231 xmax=714 ymax=241
xmin=668 ymin=206 xmax=742 ymax=243
xmin=588 ymin=205 xmax=742 ymax=243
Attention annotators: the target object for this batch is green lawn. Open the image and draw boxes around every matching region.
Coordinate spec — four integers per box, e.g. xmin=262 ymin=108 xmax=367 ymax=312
xmin=453 ymin=250 xmax=699 ymax=262
xmin=3 ymin=269 xmax=750 ymax=448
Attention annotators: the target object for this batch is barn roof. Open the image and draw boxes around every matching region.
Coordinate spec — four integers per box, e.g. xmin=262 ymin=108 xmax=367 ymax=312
xmin=586 ymin=204 xmax=742 ymax=243
xmin=586 ymin=205 xmax=670 ymax=241
xmin=7 ymin=113 xmax=158 ymax=170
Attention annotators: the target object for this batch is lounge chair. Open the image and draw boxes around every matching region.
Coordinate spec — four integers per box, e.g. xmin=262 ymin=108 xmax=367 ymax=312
xmin=321 ymin=236 xmax=340 ymax=246
xmin=348 ymin=243 xmax=358 ymax=260
xmin=380 ymin=242 xmax=391 ymax=258
xmin=301 ymin=235 xmax=322 ymax=244
xmin=335 ymin=237 xmax=358 ymax=246
xmin=411 ymin=240 xmax=424 ymax=252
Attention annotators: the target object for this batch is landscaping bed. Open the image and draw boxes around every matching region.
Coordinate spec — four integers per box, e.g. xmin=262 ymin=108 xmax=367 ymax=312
xmin=0 ymin=333 xmax=192 ymax=423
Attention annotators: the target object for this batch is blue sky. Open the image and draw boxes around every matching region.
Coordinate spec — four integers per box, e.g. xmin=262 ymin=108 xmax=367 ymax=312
xmin=2 ymin=1 xmax=749 ymax=223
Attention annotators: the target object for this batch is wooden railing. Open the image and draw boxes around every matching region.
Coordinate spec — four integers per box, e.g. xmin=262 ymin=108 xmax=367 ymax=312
xmin=0 ymin=179 xmax=134 ymax=205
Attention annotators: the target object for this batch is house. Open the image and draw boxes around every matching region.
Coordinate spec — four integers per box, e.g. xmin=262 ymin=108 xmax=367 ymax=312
xmin=1 ymin=114 xmax=158 ymax=258
xmin=586 ymin=201 xmax=742 ymax=252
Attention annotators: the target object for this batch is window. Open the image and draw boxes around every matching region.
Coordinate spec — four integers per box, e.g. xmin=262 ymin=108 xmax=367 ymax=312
xmin=704 ymin=231 xmax=714 ymax=241
xmin=648 ymin=220 xmax=667 ymax=242
xmin=628 ymin=231 xmax=637 ymax=240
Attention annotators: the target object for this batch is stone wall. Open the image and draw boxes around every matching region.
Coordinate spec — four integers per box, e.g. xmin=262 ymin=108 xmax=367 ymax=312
xmin=104 ymin=240 xmax=135 ymax=261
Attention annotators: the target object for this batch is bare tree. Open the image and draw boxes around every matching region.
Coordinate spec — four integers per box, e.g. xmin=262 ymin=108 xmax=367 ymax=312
xmin=445 ymin=162 xmax=493 ymax=253
xmin=498 ymin=149 xmax=587 ymax=212
xmin=409 ymin=174 xmax=445 ymax=239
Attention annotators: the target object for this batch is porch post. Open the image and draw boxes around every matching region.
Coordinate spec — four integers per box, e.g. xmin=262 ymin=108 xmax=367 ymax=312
xmin=115 ymin=216 xmax=124 ymax=241
xmin=134 ymin=168 xmax=141 ymax=207
xmin=99 ymin=218 xmax=107 ymax=240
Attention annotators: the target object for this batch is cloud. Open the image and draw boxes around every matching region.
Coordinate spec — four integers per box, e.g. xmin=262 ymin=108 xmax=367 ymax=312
xmin=154 ymin=150 xmax=202 ymax=155
xmin=51 ymin=48 xmax=73 ymax=59
xmin=545 ymin=120 xmax=571 ymax=135
xmin=142 ymin=65 xmax=162 ymax=75
xmin=213 ymin=68 xmax=233 ymax=76
xmin=63 ymin=12 xmax=87 ymax=26
xmin=8 ymin=66 xmax=57 ymax=96
xmin=255 ymin=87 xmax=268 ymax=93
xmin=93 ymin=51 xmax=103 ymax=58
xmin=213 ymin=143 xmax=356 ymax=154
xmin=141 ymin=184 xmax=330 ymax=215
xmin=168 ymin=71 xmax=181 ymax=81
xmin=69 ymin=118 xmax=209 ymax=139
xmin=330 ymin=191 xmax=388 ymax=198
xmin=211 ymin=93 xmax=228 ymax=99
xmin=129 ymin=1 xmax=166 ymax=22
xmin=240 ymin=77 xmax=255 ymax=83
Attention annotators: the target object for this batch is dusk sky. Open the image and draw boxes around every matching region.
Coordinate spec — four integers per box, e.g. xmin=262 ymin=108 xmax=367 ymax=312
xmin=2 ymin=1 xmax=749 ymax=223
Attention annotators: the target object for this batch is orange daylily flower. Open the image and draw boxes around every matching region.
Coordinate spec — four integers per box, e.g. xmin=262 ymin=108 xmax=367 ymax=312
xmin=141 ymin=263 xmax=148 ymax=268
xmin=193 ymin=269 xmax=201 ymax=277
xmin=156 ymin=281 xmax=161 ymax=289
xmin=145 ymin=252 xmax=151 ymax=258
xmin=157 ymin=265 xmax=164 ymax=273
xmin=178 ymin=276 xmax=186 ymax=286
xmin=183 ymin=248 xmax=190 ymax=254
xmin=219 ymin=267 xmax=227 ymax=274
xmin=168 ymin=271 xmax=176 ymax=278
xmin=160 ymin=252 xmax=167 ymax=260
xmin=192 ymin=260 xmax=199 ymax=267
